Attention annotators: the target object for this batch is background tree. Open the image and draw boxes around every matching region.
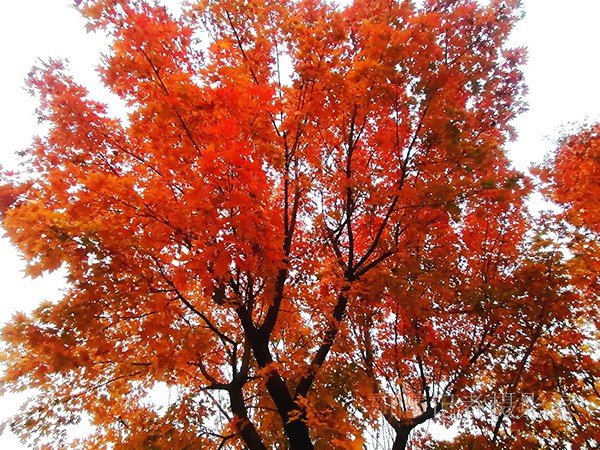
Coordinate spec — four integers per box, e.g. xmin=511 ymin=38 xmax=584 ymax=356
xmin=0 ymin=0 xmax=597 ymax=449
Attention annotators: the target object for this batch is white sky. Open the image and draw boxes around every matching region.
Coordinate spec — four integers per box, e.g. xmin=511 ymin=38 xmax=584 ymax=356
xmin=1 ymin=0 xmax=600 ymax=447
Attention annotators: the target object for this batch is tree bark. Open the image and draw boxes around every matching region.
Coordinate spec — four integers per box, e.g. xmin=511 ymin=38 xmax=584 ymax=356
xmin=235 ymin=307 xmax=314 ymax=450
xmin=388 ymin=404 xmax=441 ymax=450
xmin=228 ymin=381 xmax=268 ymax=450
xmin=256 ymin=339 xmax=314 ymax=449
xmin=391 ymin=426 xmax=412 ymax=450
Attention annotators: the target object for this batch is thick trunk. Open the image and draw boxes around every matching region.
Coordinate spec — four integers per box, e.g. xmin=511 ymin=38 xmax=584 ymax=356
xmin=228 ymin=381 xmax=267 ymax=450
xmin=391 ymin=426 xmax=412 ymax=450
xmin=389 ymin=404 xmax=441 ymax=450
xmin=281 ymin=417 xmax=314 ymax=450
xmin=259 ymin=342 xmax=314 ymax=449
xmin=235 ymin=305 xmax=315 ymax=449
xmin=249 ymin=333 xmax=314 ymax=449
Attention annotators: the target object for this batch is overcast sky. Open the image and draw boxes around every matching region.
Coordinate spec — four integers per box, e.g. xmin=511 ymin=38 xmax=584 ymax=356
xmin=1 ymin=0 xmax=600 ymax=447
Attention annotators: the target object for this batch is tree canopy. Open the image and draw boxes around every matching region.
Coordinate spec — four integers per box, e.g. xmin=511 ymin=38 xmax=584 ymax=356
xmin=0 ymin=0 xmax=598 ymax=449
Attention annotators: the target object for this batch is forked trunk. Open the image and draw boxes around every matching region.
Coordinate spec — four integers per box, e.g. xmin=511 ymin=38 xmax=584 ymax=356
xmin=391 ymin=426 xmax=412 ymax=450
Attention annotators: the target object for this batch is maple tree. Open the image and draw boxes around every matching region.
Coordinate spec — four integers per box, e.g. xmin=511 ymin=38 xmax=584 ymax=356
xmin=541 ymin=123 xmax=600 ymax=233
xmin=0 ymin=0 xmax=598 ymax=449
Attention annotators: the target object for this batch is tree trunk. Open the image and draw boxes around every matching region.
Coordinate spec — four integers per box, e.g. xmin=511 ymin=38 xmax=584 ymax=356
xmin=228 ymin=381 xmax=267 ymax=450
xmin=263 ymin=372 xmax=314 ymax=449
xmin=283 ymin=419 xmax=314 ymax=450
xmin=391 ymin=426 xmax=412 ymax=450
xmin=250 ymin=333 xmax=314 ymax=449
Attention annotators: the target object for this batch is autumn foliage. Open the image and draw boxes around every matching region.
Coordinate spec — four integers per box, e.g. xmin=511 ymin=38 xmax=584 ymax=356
xmin=542 ymin=123 xmax=600 ymax=232
xmin=0 ymin=0 xmax=598 ymax=449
